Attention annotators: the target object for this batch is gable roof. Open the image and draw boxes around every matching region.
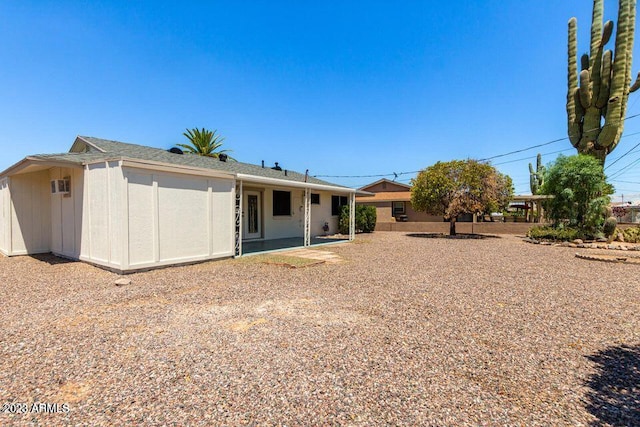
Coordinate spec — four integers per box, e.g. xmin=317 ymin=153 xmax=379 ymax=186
xmin=5 ymin=136 xmax=352 ymax=191
xmin=358 ymin=178 xmax=411 ymax=192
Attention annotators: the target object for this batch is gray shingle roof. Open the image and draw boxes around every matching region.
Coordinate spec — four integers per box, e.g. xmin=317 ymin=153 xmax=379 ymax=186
xmin=31 ymin=136 xmax=348 ymax=189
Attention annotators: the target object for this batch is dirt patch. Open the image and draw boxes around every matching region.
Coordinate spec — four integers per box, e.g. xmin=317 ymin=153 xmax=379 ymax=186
xmin=406 ymin=232 xmax=499 ymax=239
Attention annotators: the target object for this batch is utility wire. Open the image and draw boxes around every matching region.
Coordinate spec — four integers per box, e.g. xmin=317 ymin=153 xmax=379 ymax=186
xmin=604 ymin=137 xmax=640 ymax=170
xmin=313 ymin=113 xmax=640 ymax=179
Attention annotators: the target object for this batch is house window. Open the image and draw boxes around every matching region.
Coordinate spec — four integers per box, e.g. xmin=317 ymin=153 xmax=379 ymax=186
xmin=310 ymin=193 xmax=320 ymax=205
xmin=393 ymin=201 xmax=406 ymax=215
xmin=273 ymin=190 xmax=291 ymax=216
xmin=331 ymin=195 xmax=348 ymax=216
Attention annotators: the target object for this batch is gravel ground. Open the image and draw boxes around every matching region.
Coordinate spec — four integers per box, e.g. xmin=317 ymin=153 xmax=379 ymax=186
xmin=0 ymin=232 xmax=638 ymax=426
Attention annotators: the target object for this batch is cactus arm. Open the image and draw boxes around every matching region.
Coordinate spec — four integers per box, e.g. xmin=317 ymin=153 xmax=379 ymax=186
xmin=621 ymin=0 xmax=637 ymax=119
xmin=599 ymin=0 xmax=633 ymax=150
xmin=596 ymin=50 xmax=613 ymax=108
xmin=590 ymin=0 xmax=604 ymax=70
xmin=581 ymin=53 xmax=591 ymax=71
xmin=568 ymin=17 xmax=581 ymax=147
xmin=592 ymin=21 xmax=613 ymax=106
xmin=579 ymin=69 xmax=593 ymax=108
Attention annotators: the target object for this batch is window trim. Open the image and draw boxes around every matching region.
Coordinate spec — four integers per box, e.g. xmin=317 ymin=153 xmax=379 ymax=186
xmin=331 ymin=195 xmax=348 ymax=216
xmin=393 ymin=201 xmax=406 ymax=215
xmin=272 ymin=190 xmax=292 ymax=216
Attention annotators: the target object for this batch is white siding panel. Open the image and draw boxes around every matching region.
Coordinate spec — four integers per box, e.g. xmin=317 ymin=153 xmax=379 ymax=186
xmin=10 ymin=171 xmax=51 ymax=255
xmin=157 ymin=174 xmax=209 ymax=261
xmin=127 ymin=171 xmax=155 ymax=266
xmin=86 ymin=164 xmax=109 ymax=262
xmin=108 ymin=162 xmax=123 ymax=265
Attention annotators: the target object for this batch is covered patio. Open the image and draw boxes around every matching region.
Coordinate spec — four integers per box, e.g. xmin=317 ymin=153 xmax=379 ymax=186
xmin=234 ymin=178 xmax=356 ymax=257
xmin=242 ymin=236 xmax=350 ymax=255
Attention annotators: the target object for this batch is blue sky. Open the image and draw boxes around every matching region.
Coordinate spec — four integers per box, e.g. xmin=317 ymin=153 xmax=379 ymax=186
xmin=2 ymin=1 xmax=640 ymax=200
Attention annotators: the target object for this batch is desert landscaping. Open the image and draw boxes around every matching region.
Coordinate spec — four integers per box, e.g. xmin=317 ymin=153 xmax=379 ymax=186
xmin=0 ymin=232 xmax=638 ymax=426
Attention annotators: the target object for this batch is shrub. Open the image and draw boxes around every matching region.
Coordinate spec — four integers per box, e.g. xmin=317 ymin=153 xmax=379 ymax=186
xmin=527 ymin=225 xmax=581 ymax=241
xmin=540 ymin=154 xmax=613 ymax=235
xmin=620 ymin=226 xmax=640 ymax=243
xmin=338 ymin=205 xmax=377 ymax=234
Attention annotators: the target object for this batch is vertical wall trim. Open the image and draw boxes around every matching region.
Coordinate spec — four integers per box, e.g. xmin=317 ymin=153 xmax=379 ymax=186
xmin=105 ymin=162 xmax=112 ymax=263
xmin=84 ymin=165 xmax=91 ymax=259
xmin=304 ymin=188 xmax=311 ymax=247
xmin=121 ymin=166 xmax=130 ymax=271
xmin=234 ymin=180 xmax=242 ymax=257
xmin=152 ymin=174 xmax=160 ymax=263
xmin=7 ymin=178 xmax=13 ymax=255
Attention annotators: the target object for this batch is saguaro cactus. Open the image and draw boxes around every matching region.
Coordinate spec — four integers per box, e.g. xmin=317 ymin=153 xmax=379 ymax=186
xmin=529 ymin=153 xmax=544 ymax=195
xmin=567 ymin=0 xmax=640 ymax=163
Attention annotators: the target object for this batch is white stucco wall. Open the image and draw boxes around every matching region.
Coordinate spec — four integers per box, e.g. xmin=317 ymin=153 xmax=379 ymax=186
xmin=261 ymin=187 xmax=305 ymax=240
xmin=124 ymin=167 xmax=235 ymax=270
xmin=9 ymin=171 xmax=52 ymax=255
xmin=0 ymin=178 xmax=10 ymax=255
xmin=310 ymin=190 xmax=342 ymax=236
xmin=242 ymin=186 xmax=350 ymax=240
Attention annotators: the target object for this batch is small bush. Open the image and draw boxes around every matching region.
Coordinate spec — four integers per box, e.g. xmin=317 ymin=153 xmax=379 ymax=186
xmin=527 ymin=225 xmax=581 ymax=241
xmin=620 ymin=226 xmax=640 ymax=243
xmin=603 ymin=217 xmax=617 ymax=237
xmin=339 ymin=205 xmax=377 ymax=234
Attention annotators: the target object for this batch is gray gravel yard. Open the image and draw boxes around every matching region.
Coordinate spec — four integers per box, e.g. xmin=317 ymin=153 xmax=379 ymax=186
xmin=1 ymin=232 xmax=638 ymax=426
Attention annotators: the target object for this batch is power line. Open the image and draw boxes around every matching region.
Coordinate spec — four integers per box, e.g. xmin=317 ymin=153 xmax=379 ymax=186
xmin=492 ymin=148 xmax=573 ymax=166
xmin=604 ymin=137 xmax=640 ymax=170
xmin=313 ymin=113 xmax=640 ymax=179
xmin=608 ymin=154 xmax=640 ymax=180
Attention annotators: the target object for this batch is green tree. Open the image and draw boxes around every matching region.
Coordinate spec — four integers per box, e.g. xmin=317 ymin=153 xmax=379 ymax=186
xmin=411 ymin=160 xmax=513 ymax=235
xmin=540 ymin=154 xmax=613 ymax=235
xmin=175 ymin=128 xmax=235 ymax=159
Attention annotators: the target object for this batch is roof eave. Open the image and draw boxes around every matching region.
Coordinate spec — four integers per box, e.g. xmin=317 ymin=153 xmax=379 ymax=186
xmin=237 ymin=173 xmax=355 ymax=193
xmin=0 ymin=156 xmax=83 ymax=178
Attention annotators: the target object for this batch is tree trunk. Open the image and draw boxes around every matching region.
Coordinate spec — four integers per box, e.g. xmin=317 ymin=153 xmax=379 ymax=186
xmin=449 ymin=217 xmax=457 ymax=235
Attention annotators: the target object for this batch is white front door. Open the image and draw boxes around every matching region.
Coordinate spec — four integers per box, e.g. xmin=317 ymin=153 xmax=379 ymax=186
xmin=243 ymin=191 xmax=261 ymax=239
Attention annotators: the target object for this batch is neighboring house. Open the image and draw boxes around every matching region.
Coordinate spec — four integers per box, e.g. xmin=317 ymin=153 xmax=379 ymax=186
xmin=356 ymin=179 xmax=442 ymax=223
xmin=0 ymin=136 xmax=355 ymax=273
xmin=612 ymin=201 xmax=640 ymax=223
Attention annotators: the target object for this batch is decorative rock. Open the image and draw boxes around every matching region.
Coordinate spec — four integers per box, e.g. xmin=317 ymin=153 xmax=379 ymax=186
xmin=568 ymin=243 xmax=577 ymax=248
xmin=572 ymin=239 xmax=584 ymax=245
xmin=541 ymin=241 xmax=552 ymax=246
xmin=616 ymin=232 xmax=625 ymax=242
xmin=115 ymin=278 xmax=131 ymax=286
xmin=596 ymin=237 xmax=608 ymax=242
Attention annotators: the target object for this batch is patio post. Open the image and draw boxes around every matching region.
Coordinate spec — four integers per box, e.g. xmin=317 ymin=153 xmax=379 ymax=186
xmin=349 ymin=192 xmax=355 ymax=241
xmin=304 ymin=187 xmax=311 ymax=247
xmin=234 ymin=180 xmax=243 ymax=257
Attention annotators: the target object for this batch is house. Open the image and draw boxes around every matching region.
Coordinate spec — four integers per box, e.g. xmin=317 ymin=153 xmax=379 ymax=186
xmin=356 ymin=179 xmax=442 ymax=223
xmin=0 ymin=136 xmax=355 ymax=273
xmin=612 ymin=200 xmax=640 ymax=223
